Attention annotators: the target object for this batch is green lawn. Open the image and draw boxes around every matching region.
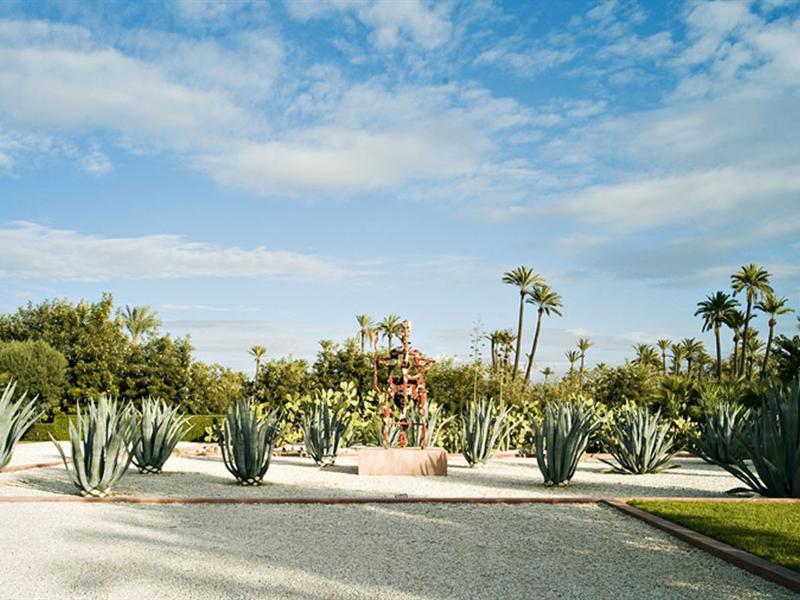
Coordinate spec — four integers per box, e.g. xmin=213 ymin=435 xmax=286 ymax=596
xmin=630 ymin=500 xmax=800 ymax=573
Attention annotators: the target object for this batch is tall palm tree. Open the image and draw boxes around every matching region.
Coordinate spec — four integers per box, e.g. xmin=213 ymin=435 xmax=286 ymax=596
xmin=725 ymin=309 xmax=745 ymax=377
xmin=249 ymin=345 xmax=267 ymax=379
xmin=656 ymin=339 xmax=671 ymax=374
xmin=756 ymin=292 xmax=794 ymax=376
xmin=523 ymin=284 xmax=563 ymax=383
xmin=355 ymin=314 xmax=375 ymax=353
xmin=497 ymin=329 xmax=516 ymax=369
xmin=670 ymin=343 xmax=685 ymax=376
xmin=681 ymin=337 xmax=704 ymax=378
xmin=565 ymin=350 xmax=580 ymax=376
xmin=502 ymin=266 xmax=543 ymax=378
xmin=487 ymin=330 xmax=504 ymax=368
xmin=122 ymin=305 xmax=161 ymax=346
xmin=540 ymin=367 xmax=554 ymax=384
xmin=633 ymin=344 xmax=660 ymax=369
xmin=744 ymin=330 xmax=764 ymax=379
xmin=577 ymin=338 xmax=592 ymax=376
xmin=378 ymin=314 xmax=403 ymax=353
xmin=731 ymin=264 xmax=773 ymax=375
xmin=695 ymin=291 xmax=739 ymax=380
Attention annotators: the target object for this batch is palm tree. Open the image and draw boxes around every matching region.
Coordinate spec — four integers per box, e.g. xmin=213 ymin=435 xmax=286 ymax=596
xmin=725 ymin=309 xmax=745 ymax=377
xmin=577 ymin=338 xmax=592 ymax=376
xmin=670 ymin=343 xmax=685 ymax=376
xmin=656 ymin=339 xmax=671 ymax=374
xmin=633 ymin=344 xmax=660 ymax=369
xmin=355 ymin=314 xmax=375 ymax=353
xmin=122 ymin=305 xmax=161 ymax=346
xmin=487 ymin=330 xmax=504 ymax=368
xmin=378 ymin=314 xmax=403 ymax=353
xmin=695 ymin=291 xmax=739 ymax=380
xmin=744 ymin=330 xmax=764 ymax=379
xmin=540 ymin=367 xmax=554 ymax=384
xmin=249 ymin=345 xmax=267 ymax=379
xmin=497 ymin=329 xmax=516 ymax=369
xmin=756 ymin=292 xmax=794 ymax=376
xmin=731 ymin=264 xmax=773 ymax=375
xmin=502 ymin=266 xmax=543 ymax=378
xmin=523 ymin=284 xmax=563 ymax=383
xmin=681 ymin=337 xmax=704 ymax=378
xmin=565 ymin=350 xmax=580 ymax=376
xmin=695 ymin=351 xmax=712 ymax=382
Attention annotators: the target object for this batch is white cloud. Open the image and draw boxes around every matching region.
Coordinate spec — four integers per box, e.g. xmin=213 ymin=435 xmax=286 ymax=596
xmin=0 ymin=222 xmax=347 ymax=281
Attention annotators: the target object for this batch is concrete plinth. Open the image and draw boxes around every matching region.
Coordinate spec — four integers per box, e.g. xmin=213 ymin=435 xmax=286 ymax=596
xmin=357 ymin=447 xmax=448 ymax=476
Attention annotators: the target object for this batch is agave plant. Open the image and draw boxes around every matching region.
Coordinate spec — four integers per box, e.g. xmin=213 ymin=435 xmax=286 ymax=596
xmin=534 ymin=401 xmax=599 ymax=486
xmin=131 ymin=397 xmax=190 ymax=474
xmin=405 ymin=401 xmax=454 ymax=448
xmin=219 ymin=398 xmax=280 ymax=485
xmin=461 ymin=398 xmax=511 ymax=467
xmin=53 ymin=396 xmax=136 ymax=497
xmin=709 ymin=380 xmax=800 ymax=498
xmin=0 ymin=381 xmax=42 ymax=469
xmin=695 ymin=401 xmax=751 ymax=466
xmin=600 ymin=403 xmax=676 ymax=474
xmin=303 ymin=400 xmax=349 ymax=466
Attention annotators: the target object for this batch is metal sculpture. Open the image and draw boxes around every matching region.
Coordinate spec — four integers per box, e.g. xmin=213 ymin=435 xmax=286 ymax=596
xmin=373 ymin=320 xmax=435 ymax=448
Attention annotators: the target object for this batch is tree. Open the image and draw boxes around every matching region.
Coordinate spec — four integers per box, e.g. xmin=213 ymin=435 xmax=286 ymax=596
xmin=355 ymin=314 xmax=375 ymax=353
xmin=565 ymin=350 xmax=580 ymax=376
xmin=496 ymin=329 xmax=516 ymax=369
xmin=695 ymin=291 xmax=739 ymax=380
xmin=122 ymin=305 xmax=161 ymax=346
xmin=523 ymin=284 xmax=563 ymax=383
xmin=656 ymin=339 xmax=671 ymax=374
xmin=755 ymin=292 xmax=793 ymax=376
xmin=540 ymin=367 xmax=554 ymax=383
xmin=670 ymin=343 xmax=685 ymax=375
xmin=731 ymin=264 xmax=772 ymax=375
xmin=744 ymin=330 xmax=764 ymax=379
xmin=249 ymin=345 xmax=267 ymax=380
xmin=726 ymin=309 xmax=745 ymax=377
xmin=0 ymin=340 xmax=67 ymax=417
xmin=772 ymin=334 xmax=800 ymax=383
xmin=502 ymin=266 xmax=543 ymax=378
xmin=680 ymin=338 xmax=704 ymax=378
xmin=577 ymin=338 xmax=592 ymax=377
xmin=378 ymin=315 xmax=403 ymax=353
xmin=487 ymin=330 xmax=503 ymax=368
xmin=633 ymin=344 xmax=660 ymax=370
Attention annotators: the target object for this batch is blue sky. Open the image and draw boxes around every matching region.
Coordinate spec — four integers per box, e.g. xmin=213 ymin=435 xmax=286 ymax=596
xmin=0 ymin=0 xmax=798 ymax=375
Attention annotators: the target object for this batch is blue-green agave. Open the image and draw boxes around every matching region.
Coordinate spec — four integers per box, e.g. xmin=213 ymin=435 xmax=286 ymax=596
xmin=461 ymin=398 xmax=511 ymax=467
xmin=303 ymin=400 xmax=349 ymax=467
xmin=534 ymin=401 xmax=599 ymax=486
xmin=600 ymin=403 xmax=676 ymax=474
xmin=132 ymin=397 xmax=190 ymax=474
xmin=0 ymin=381 xmax=42 ymax=469
xmin=220 ymin=398 xmax=280 ymax=486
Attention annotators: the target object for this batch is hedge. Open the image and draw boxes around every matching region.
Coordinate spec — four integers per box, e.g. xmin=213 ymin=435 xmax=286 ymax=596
xmin=22 ymin=415 xmax=223 ymax=442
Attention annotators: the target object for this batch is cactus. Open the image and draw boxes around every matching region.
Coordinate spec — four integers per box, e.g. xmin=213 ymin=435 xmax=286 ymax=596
xmin=461 ymin=398 xmax=511 ymax=467
xmin=219 ymin=398 xmax=280 ymax=485
xmin=695 ymin=401 xmax=751 ymax=467
xmin=534 ymin=401 xmax=599 ymax=486
xmin=600 ymin=403 xmax=676 ymax=474
xmin=52 ymin=396 xmax=136 ymax=497
xmin=303 ymin=400 xmax=349 ymax=466
xmin=131 ymin=397 xmax=190 ymax=474
xmin=0 ymin=381 xmax=42 ymax=469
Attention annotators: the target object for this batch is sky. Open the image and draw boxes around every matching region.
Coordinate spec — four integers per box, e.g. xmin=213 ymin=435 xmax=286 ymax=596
xmin=0 ymin=0 xmax=798 ymax=376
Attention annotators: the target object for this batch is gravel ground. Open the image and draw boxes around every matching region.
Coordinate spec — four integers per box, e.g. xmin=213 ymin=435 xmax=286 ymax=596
xmin=0 ymin=502 xmax=791 ymax=599
xmin=2 ymin=443 xmax=744 ymax=499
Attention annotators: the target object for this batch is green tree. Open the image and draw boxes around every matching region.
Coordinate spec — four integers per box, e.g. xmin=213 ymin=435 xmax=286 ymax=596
xmin=656 ymin=339 xmax=671 ymax=374
xmin=378 ymin=315 xmax=403 ymax=353
xmin=670 ymin=343 xmax=685 ymax=375
xmin=188 ymin=362 xmax=246 ymax=414
xmin=119 ymin=335 xmax=194 ymax=406
xmin=577 ymin=337 xmax=592 ymax=377
xmin=502 ymin=266 xmax=543 ymax=378
xmin=122 ymin=305 xmax=161 ymax=346
xmin=731 ymin=264 xmax=772 ymax=375
xmin=681 ymin=337 xmax=704 ymax=378
xmin=633 ymin=344 xmax=660 ymax=370
xmin=523 ymin=284 xmax=563 ymax=383
xmin=726 ymin=309 xmax=745 ymax=377
xmin=695 ymin=291 xmax=739 ymax=380
xmin=249 ymin=345 xmax=267 ymax=380
xmin=0 ymin=340 xmax=67 ymax=417
xmin=755 ymin=292 xmax=793 ymax=376
xmin=540 ymin=366 xmax=554 ymax=383
xmin=565 ymin=349 xmax=580 ymax=376
xmin=355 ymin=314 xmax=375 ymax=353
xmin=772 ymin=334 xmax=800 ymax=383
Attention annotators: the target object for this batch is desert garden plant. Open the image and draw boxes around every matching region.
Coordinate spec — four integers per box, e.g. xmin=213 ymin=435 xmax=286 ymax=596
xmin=303 ymin=398 xmax=349 ymax=466
xmin=0 ymin=381 xmax=42 ymax=469
xmin=405 ymin=401 xmax=454 ymax=448
xmin=461 ymin=398 xmax=511 ymax=467
xmin=220 ymin=398 xmax=280 ymax=485
xmin=601 ymin=403 xmax=677 ymax=474
xmin=695 ymin=401 xmax=751 ymax=466
xmin=53 ymin=396 xmax=136 ymax=497
xmin=131 ymin=397 xmax=190 ymax=473
xmin=534 ymin=401 xmax=599 ymax=486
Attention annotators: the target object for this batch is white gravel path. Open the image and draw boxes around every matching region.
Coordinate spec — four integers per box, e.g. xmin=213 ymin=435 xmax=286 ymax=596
xmin=2 ymin=442 xmax=745 ymax=500
xmin=0 ymin=502 xmax=792 ymax=599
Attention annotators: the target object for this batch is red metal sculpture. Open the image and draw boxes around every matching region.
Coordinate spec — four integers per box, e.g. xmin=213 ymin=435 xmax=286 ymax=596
xmin=373 ymin=320 xmax=435 ymax=448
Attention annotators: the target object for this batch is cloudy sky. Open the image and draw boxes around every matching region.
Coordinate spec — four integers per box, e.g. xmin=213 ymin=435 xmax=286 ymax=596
xmin=0 ymin=0 xmax=798 ymax=375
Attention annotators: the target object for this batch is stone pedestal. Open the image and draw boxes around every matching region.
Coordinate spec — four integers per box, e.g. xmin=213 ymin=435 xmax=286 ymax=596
xmin=357 ymin=447 xmax=448 ymax=476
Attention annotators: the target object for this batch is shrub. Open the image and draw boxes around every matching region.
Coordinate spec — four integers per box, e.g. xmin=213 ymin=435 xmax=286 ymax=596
xmin=0 ymin=341 xmax=66 ymax=418
xmin=303 ymin=398 xmax=349 ymax=466
xmin=219 ymin=398 xmax=280 ymax=486
xmin=534 ymin=401 xmax=599 ymax=486
xmin=461 ymin=398 xmax=510 ymax=467
xmin=0 ymin=381 xmax=42 ymax=468
xmin=695 ymin=401 xmax=751 ymax=466
xmin=406 ymin=401 xmax=454 ymax=448
xmin=601 ymin=403 xmax=676 ymax=474
xmin=131 ymin=398 xmax=190 ymax=474
xmin=53 ymin=396 xmax=136 ymax=497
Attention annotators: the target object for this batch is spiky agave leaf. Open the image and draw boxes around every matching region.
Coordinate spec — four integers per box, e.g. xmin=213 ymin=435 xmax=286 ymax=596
xmin=219 ymin=398 xmax=280 ymax=486
xmin=695 ymin=401 xmax=751 ymax=466
xmin=0 ymin=381 xmax=42 ymax=469
xmin=52 ymin=396 xmax=136 ymax=497
xmin=405 ymin=401 xmax=454 ymax=448
xmin=303 ymin=400 xmax=349 ymax=466
xmin=461 ymin=398 xmax=511 ymax=467
xmin=534 ymin=401 xmax=599 ymax=486
xmin=131 ymin=397 xmax=190 ymax=474
xmin=600 ymin=403 xmax=677 ymax=474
